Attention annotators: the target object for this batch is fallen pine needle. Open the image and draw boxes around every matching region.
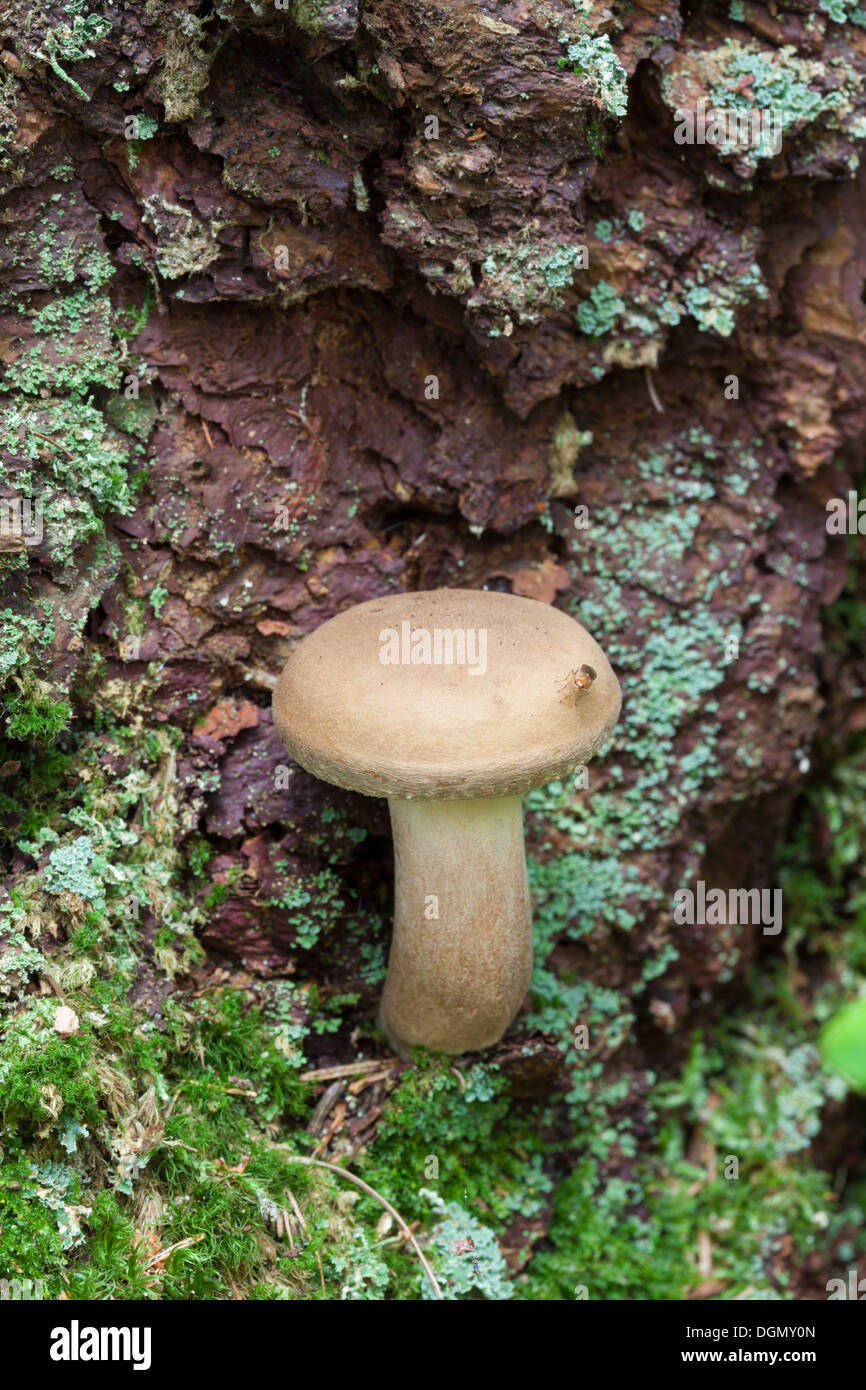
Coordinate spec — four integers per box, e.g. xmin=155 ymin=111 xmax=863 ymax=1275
xmin=285 ymin=1186 xmax=308 ymax=1237
xmin=158 ymin=1138 xmax=199 ymax=1154
xmin=645 ymin=366 xmax=665 ymax=414
xmin=145 ymin=1232 xmax=206 ymax=1270
xmin=280 ymin=1153 xmax=443 ymax=1300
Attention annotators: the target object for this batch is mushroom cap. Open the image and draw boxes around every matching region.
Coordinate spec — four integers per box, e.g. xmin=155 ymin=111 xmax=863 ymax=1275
xmin=273 ymin=589 xmax=621 ymax=800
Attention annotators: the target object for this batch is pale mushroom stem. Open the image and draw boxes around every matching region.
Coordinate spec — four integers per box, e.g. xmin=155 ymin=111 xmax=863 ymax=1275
xmin=380 ymin=795 xmax=533 ymax=1056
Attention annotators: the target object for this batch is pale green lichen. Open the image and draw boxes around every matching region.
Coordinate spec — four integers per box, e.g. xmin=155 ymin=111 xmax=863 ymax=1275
xmin=560 ymin=34 xmax=629 ymax=118
xmin=664 ymin=37 xmax=866 ymax=175
xmin=818 ymin=0 xmax=866 ymax=25
xmin=35 ymin=3 xmax=113 ymax=103
xmin=419 ymin=1189 xmax=513 ymax=1300
xmin=478 ymin=238 xmax=589 ymax=324
xmin=576 ymin=280 xmax=625 ymax=337
xmin=43 ymin=836 xmax=103 ymax=906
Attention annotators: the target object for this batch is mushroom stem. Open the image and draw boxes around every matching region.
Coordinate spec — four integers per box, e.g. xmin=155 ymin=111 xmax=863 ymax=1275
xmin=381 ymin=795 xmax=533 ymax=1056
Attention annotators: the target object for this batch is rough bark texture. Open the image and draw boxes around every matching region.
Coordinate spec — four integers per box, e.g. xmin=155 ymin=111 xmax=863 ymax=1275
xmin=2 ymin=0 xmax=866 ymax=1300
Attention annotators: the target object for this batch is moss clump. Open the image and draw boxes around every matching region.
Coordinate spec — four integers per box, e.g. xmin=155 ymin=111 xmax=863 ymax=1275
xmin=140 ymin=194 xmax=221 ymax=280
xmin=0 ymin=187 xmax=149 ymax=723
xmin=288 ymin=1 xmax=326 ymax=38
xmin=151 ymin=11 xmax=216 ymax=123
xmin=1 ymin=1025 xmax=102 ymax=1134
xmin=5 ymin=686 xmax=72 ymax=744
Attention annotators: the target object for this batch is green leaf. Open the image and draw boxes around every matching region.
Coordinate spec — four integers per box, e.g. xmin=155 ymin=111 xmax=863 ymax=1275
xmin=820 ymin=996 xmax=866 ymax=1091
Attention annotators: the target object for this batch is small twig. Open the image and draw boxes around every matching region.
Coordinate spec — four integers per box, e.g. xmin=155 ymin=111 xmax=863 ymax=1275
xmin=162 ymin=1085 xmax=184 ymax=1122
xmin=284 ymin=406 xmax=327 ymax=462
xmin=347 ymin=1069 xmax=393 ymax=1095
xmin=201 ymin=419 xmax=215 ymax=450
xmin=308 ymin=1080 xmax=344 ymax=1136
xmin=376 ymin=1221 xmax=422 ymax=1249
xmin=645 ymin=366 xmax=665 ymax=414
xmin=279 ymin=1153 xmax=443 ymax=1300
xmin=349 ymin=1105 xmax=382 ymax=1142
xmin=300 ymin=1059 xmax=390 ymax=1082
xmin=312 ymin=1104 xmax=346 ymax=1158
xmin=30 ymin=430 xmax=76 ymax=459
xmin=450 ymin=1066 xmax=466 ymax=1094
xmin=42 ymin=973 xmax=68 ymax=1004
xmin=285 ymin=406 xmax=319 ymax=439
xmin=316 ymin=1250 xmax=326 ymax=1296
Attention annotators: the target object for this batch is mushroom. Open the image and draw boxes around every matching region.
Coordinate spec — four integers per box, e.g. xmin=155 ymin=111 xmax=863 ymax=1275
xmin=273 ymin=589 xmax=621 ymax=1056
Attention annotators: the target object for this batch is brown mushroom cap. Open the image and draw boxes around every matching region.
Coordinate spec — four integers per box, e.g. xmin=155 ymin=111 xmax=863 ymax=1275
xmin=273 ymin=589 xmax=621 ymax=800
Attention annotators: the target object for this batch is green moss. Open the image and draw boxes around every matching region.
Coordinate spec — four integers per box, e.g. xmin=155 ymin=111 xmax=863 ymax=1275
xmin=289 ymin=0 xmax=325 ymax=38
xmin=0 ymin=1019 xmax=102 ymax=1134
xmin=5 ymin=688 xmax=72 ymax=743
xmin=9 ymin=293 xmax=121 ymax=395
xmin=151 ymin=10 xmax=215 ymax=124
xmin=357 ymin=1054 xmax=554 ymax=1250
xmin=0 ymin=1156 xmax=75 ymax=1282
xmin=586 ymin=116 xmax=606 ymax=157
xmin=104 ymin=389 xmax=157 ymax=441
xmin=778 ymin=740 xmax=866 ymax=974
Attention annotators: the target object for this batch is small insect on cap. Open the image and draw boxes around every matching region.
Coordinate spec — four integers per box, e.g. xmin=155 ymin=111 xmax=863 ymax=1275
xmin=273 ymin=589 xmax=621 ymax=801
